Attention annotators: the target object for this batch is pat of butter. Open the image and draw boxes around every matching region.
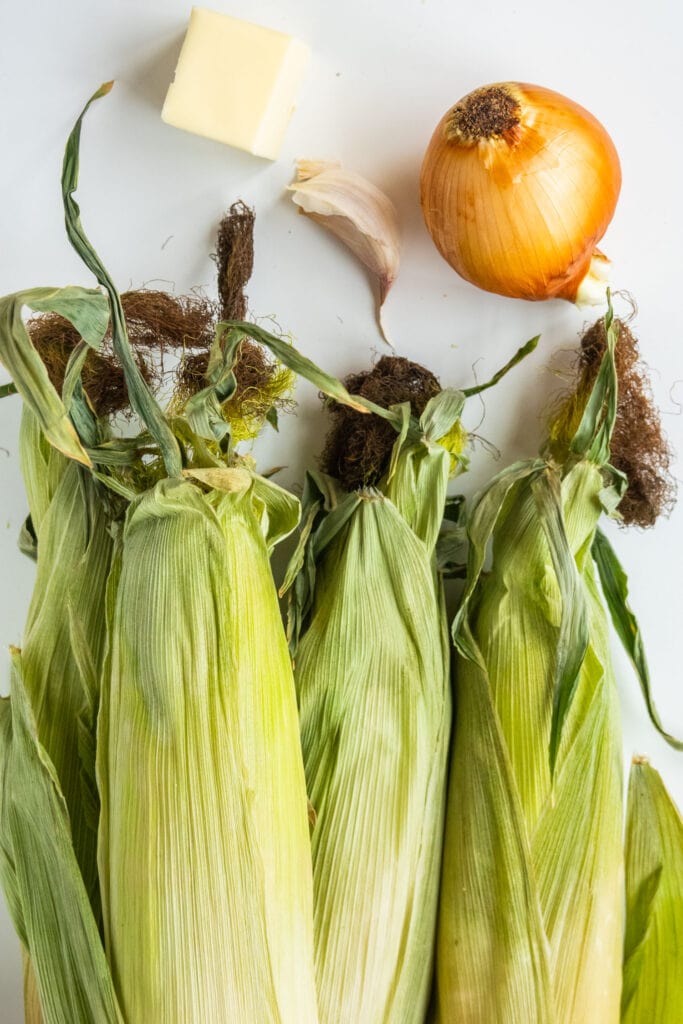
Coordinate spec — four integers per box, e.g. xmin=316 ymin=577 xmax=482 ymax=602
xmin=162 ymin=7 xmax=310 ymax=160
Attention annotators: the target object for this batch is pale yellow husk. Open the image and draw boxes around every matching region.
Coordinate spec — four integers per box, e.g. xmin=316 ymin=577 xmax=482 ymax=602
xmin=97 ymin=473 xmax=318 ymax=1023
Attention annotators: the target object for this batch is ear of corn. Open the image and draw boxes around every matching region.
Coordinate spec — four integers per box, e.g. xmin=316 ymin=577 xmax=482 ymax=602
xmin=0 ymin=85 xmax=324 ymax=1023
xmin=0 ymin=650 xmax=122 ymax=1024
xmin=96 ymin=470 xmax=318 ymax=1023
xmin=621 ymin=759 xmax=683 ymax=1024
xmin=438 ymin=305 xmax=631 ymax=1024
xmin=284 ymin=390 xmax=470 ymax=1023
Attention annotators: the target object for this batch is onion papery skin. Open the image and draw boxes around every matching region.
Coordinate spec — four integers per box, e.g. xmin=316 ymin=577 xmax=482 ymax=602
xmin=420 ymin=82 xmax=622 ymax=302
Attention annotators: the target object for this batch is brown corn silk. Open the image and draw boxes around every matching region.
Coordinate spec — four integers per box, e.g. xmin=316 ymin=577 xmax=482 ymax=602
xmin=546 ymin=315 xmax=676 ymax=528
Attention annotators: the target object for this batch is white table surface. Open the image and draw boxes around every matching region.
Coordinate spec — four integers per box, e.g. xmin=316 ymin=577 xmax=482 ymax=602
xmin=1 ymin=0 xmax=682 ymax=1017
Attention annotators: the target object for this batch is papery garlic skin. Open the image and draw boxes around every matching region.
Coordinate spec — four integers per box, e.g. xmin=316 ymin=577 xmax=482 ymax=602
xmin=289 ymin=161 xmax=400 ymax=339
xmin=420 ymin=83 xmax=621 ymax=303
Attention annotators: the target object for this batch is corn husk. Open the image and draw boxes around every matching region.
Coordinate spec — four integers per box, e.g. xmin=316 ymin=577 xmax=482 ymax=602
xmin=0 ymin=83 xmax=323 ymax=1023
xmin=437 ymin=303 xmax=662 ymax=1024
xmin=284 ymin=393 xmax=459 ymax=1024
xmin=621 ymin=759 xmax=683 ymax=1024
xmin=0 ymin=279 xmax=114 ymax=933
xmin=438 ymin=458 xmax=624 ymax=1024
xmin=17 ymin=410 xmax=113 ymax=1024
xmin=0 ymin=279 xmax=113 ymax=1023
xmin=0 ymin=650 xmax=122 ymax=1023
xmin=280 ymin=339 xmax=539 ymax=1023
xmin=96 ymin=470 xmax=318 ymax=1022
xmin=19 ymin=408 xmax=113 ymax=913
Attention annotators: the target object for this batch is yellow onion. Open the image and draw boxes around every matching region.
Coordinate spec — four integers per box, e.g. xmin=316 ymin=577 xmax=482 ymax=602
xmin=420 ymin=82 xmax=621 ymax=303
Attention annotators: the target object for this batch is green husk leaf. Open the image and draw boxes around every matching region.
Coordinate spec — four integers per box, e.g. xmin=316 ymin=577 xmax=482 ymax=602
xmin=0 ymin=381 xmax=18 ymax=398
xmin=0 ymin=286 xmax=109 ymax=465
xmin=386 ymin=401 xmax=412 ymax=482
xmin=621 ymin=864 xmax=661 ymax=1018
xmin=438 ymin=621 xmax=555 ymax=1023
xmin=295 ymin=485 xmax=451 ymax=1022
xmin=183 ymin=327 xmax=241 ymax=440
xmin=0 ymin=697 xmax=25 ymax=946
xmin=250 ymin=472 xmax=301 ymax=551
xmin=452 ymin=459 xmax=546 ymax=659
xmin=434 ymin=500 xmax=467 ymax=577
xmin=90 ymin=471 xmax=137 ymax=502
xmin=217 ymin=320 xmax=404 ymax=422
xmin=419 ymin=388 xmax=465 ymax=441
xmin=530 ymin=664 xmax=623 ymax=1024
xmin=531 ymin=470 xmax=589 ymax=775
xmin=285 ymin=483 xmax=361 ymax=650
xmin=569 ymin=294 xmax=618 ymax=464
xmin=18 ymin=517 xmax=38 ymax=561
xmin=19 ymin=413 xmax=113 ymax=913
xmin=622 ymin=760 xmax=683 ymax=1023
xmin=19 ymin=408 xmax=65 ymax=535
xmin=61 ymin=83 xmax=182 ymax=478
xmin=61 ymin=341 xmax=91 ymax=411
xmin=0 ymin=650 xmax=122 ymax=1024
xmin=461 ymin=335 xmax=540 ymax=397
xmin=67 ymin=605 xmax=102 ymax=835
xmin=384 ymin=437 xmax=452 ymax=551
xmin=592 ymin=528 xmax=683 ymax=750
xmin=280 ymin=496 xmax=321 ymax=602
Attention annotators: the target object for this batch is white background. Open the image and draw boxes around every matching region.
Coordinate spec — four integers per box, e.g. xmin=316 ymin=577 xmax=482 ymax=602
xmin=1 ymin=0 xmax=682 ymax=1017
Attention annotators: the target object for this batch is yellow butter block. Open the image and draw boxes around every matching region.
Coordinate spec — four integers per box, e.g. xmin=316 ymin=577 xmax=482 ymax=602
xmin=162 ymin=7 xmax=310 ymax=160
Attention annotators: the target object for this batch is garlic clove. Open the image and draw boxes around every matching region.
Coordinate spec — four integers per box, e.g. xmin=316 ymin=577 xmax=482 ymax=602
xmin=288 ymin=160 xmax=400 ymax=344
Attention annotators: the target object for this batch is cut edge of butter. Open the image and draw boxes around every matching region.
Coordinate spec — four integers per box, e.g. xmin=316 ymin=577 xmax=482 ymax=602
xmin=161 ymin=7 xmax=310 ymax=161
xmin=251 ymin=37 xmax=310 ymax=159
